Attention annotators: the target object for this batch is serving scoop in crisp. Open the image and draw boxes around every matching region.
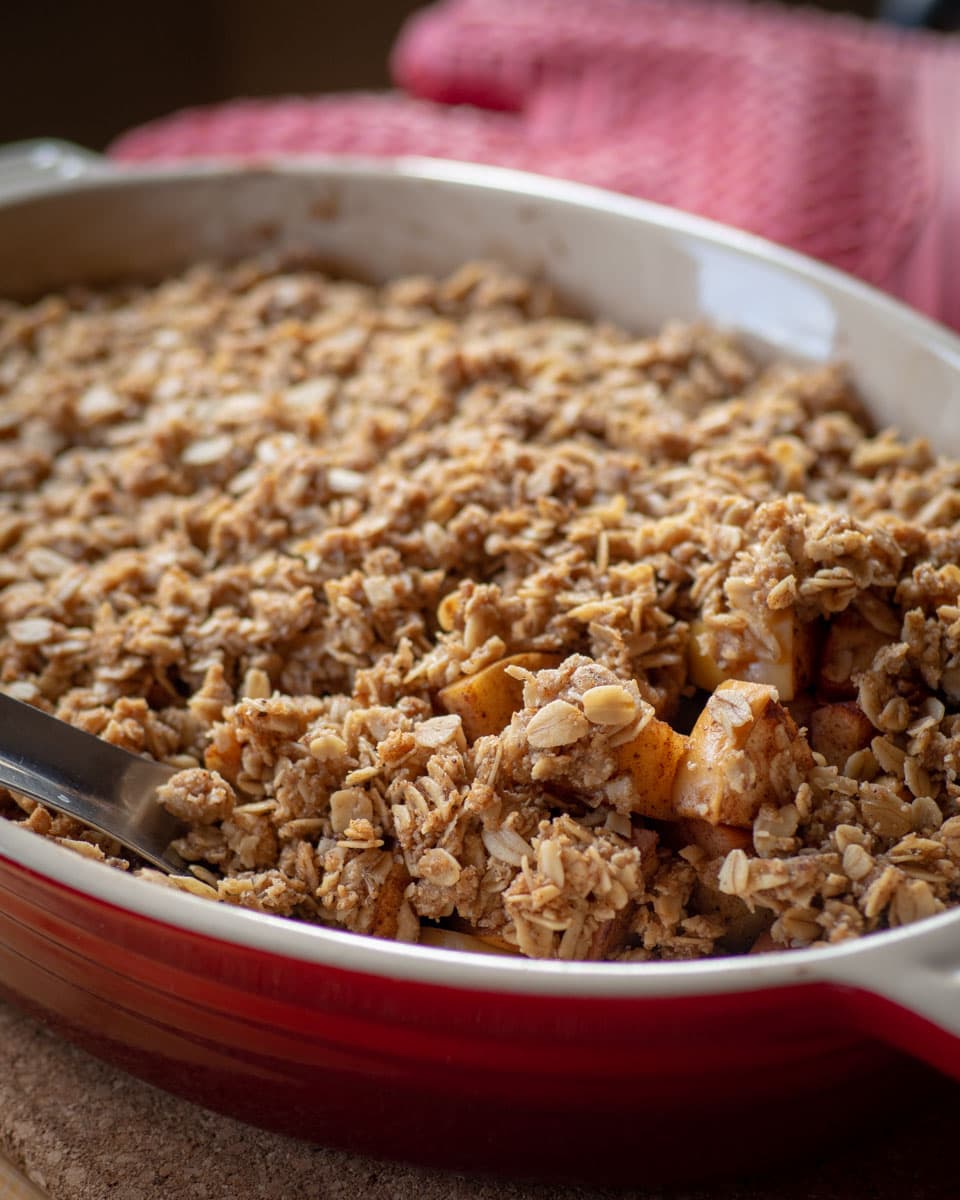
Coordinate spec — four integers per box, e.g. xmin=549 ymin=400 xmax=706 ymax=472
xmin=0 ymin=692 xmax=185 ymax=872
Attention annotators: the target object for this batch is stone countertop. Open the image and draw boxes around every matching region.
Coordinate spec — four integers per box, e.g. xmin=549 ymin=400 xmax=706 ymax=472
xmin=0 ymin=998 xmax=955 ymax=1200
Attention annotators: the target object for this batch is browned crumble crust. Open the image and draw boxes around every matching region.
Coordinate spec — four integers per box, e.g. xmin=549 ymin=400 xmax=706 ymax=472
xmin=4 ymin=257 xmax=960 ymax=960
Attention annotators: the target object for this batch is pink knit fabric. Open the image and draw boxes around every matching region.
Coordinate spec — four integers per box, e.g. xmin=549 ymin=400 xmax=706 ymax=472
xmin=110 ymin=0 xmax=960 ymax=329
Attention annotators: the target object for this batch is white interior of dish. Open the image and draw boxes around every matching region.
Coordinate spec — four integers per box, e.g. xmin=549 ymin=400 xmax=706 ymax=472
xmin=2 ymin=158 xmax=960 ymax=996
xmin=1 ymin=159 xmax=958 ymax=440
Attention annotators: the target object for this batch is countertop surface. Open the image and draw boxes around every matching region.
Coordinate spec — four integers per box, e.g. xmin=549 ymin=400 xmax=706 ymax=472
xmin=0 ymin=997 xmax=956 ymax=1200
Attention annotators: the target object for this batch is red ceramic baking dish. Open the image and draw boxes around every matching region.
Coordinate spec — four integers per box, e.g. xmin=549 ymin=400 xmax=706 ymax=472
xmin=1 ymin=142 xmax=960 ymax=1186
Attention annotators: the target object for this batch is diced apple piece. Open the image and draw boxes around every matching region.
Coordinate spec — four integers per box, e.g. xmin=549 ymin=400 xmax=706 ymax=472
xmin=204 ymin=732 xmax=242 ymax=783
xmin=694 ymin=879 xmax=773 ymax=953
xmin=687 ymin=613 xmax=816 ymax=702
xmin=585 ymin=903 xmax=636 ymax=960
xmin=671 ymin=679 xmax=814 ymax=827
xmin=808 ymin=701 xmax=873 ymax=771
xmin=368 ymin=857 xmax=413 ymax=940
xmin=438 ymin=653 xmax=561 ymax=741
xmin=675 ymin=818 xmax=752 ymax=859
xmin=687 ymin=621 xmax=728 ymax=693
xmin=818 ymin=614 xmax=890 ymax=700
xmin=615 ymin=717 xmax=689 ymax=820
xmin=419 ymin=926 xmax=521 ymax=956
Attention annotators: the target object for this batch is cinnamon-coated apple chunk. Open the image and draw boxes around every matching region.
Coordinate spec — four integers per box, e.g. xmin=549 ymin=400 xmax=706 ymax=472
xmin=687 ymin=612 xmax=817 ymax=702
xmin=615 ymin=717 xmax=690 ymax=820
xmin=817 ymin=613 xmax=890 ymax=700
xmin=694 ymin=879 xmax=773 ymax=953
xmin=437 ymin=653 xmax=562 ymax=741
xmin=671 ymin=679 xmax=814 ymax=827
xmin=419 ymin=926 xmax=521 ymax=956
xmin=675 ymin=818 xmax=752 ymax=858
xmin=808 ymin=701 xmax=873 ymax=770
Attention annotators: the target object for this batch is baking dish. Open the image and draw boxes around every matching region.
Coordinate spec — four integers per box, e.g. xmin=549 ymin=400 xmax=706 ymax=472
xmin=1 ymin=141 xmax=959 ymax=1185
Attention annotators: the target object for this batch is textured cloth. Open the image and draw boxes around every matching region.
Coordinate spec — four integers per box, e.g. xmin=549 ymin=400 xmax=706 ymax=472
xmin=110 ymin=0 xmax=960 ymax=329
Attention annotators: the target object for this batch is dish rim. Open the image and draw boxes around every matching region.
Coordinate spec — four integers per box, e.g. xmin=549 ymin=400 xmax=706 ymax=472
xmin=7 ymin=816 xmax=959 ymax=997
xmin=3 ymin=153 xmax=960 ymax=999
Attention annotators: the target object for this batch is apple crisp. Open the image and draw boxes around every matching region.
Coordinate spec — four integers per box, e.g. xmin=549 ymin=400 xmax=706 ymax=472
xmin=2 ymin=258 xmax=960 ymax=960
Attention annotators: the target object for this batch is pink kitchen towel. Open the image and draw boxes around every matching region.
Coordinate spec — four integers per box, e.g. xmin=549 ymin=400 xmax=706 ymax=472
xmin=111 ymin=0 xmax=960 ymax=329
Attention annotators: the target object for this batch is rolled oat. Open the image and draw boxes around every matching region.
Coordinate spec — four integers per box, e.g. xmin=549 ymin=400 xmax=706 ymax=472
xmin=4 ymin=258 xmax=960 ymax=959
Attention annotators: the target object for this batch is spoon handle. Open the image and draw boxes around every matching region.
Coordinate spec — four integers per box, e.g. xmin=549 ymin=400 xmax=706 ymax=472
xmin=0 ymin=693 xmax=184 ymax=872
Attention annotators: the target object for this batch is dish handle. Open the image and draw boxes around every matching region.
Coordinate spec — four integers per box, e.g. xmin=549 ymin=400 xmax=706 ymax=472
xmin=823 ymin=915 xmax=960 ymax=1079
xmin=0 ymin=140 xmax=108 ymax=202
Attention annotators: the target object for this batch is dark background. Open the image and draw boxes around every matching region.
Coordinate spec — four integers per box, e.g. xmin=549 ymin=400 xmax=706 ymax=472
xmin=0 ymin=1 xmax=928 ymax=153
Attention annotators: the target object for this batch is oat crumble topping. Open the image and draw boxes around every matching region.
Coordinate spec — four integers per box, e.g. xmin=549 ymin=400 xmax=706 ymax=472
xmin=3 ymin=257 xmax=960 ymax=960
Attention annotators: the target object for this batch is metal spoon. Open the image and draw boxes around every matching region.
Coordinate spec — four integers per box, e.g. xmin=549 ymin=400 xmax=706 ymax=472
xmin=0 ymin=692 xmax=185 ymax=872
